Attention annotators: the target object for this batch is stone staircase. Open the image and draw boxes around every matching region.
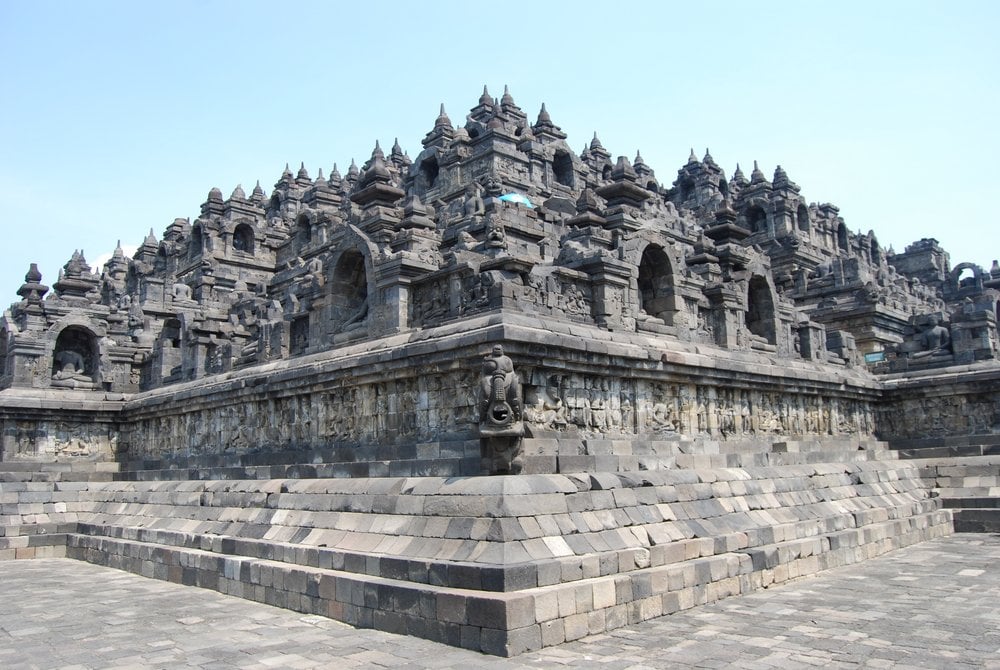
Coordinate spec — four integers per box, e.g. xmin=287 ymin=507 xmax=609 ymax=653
xmin=888 ymin=435 xmax=1000 ymax=533
xmin=912 ymin=455 xmax=1000 ymax=533
xmin=0 ymin=456 xmax=952 ymax=656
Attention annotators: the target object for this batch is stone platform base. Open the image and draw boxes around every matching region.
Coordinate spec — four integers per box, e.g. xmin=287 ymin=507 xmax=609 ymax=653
xmin=1 ymin=458 xmax=954 ymax=656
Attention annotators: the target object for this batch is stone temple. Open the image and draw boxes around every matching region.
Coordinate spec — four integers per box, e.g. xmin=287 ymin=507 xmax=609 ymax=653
xmin=1 ymin=87 xmax=998 ymax=655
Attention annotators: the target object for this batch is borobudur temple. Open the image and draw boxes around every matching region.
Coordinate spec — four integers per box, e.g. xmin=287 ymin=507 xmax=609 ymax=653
xmin=1 ymin=87 xmax=998 ymax=656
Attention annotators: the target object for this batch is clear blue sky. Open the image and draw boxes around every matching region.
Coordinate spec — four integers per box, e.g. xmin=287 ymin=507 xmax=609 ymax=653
xmin=1 ymin=1 xmax=998 ymax=301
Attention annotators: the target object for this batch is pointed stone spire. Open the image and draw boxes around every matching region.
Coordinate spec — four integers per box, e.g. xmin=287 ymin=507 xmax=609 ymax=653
xmin=352 ymin=145 xmax=405 ymax=207
xmin=633 ymin=150 xmax=655 ymax=179
xmin=231 ymin=184 xmax=246 ymax=200
xmin=145 ymin=228 xmax=158 ymax=245
xmin=687 ymin=148 xmax=699 ymax=164
xmin=536 ymin=102 xmax=552 ymax=125
xmin=53 ymin=249 xmax=99 ymax=300
xmin=479 ymin=84 xmax=492 ymax=106
xmin=347 ymin=158 xmax=359 ymax=180
xmin=732 ymin=163 xmax=747 ymax=184
xmin=423 ymin=103 xmax=456 ymax=148
xmin=326 ymin=166 xmax=343 ymax=197
xmin=251 ymin=180 xmax=265 ymax=199
xmin=703 ymin=148 xmax=717 ymax=167
xmin=772 ymin=164 xmax=799 ymax=193
xmin=104 ymin=240 xmax=129 ymax=278
xmin=588 ymin=132 xmax=610 ymax=159
xmin=276 ymin=163 xmax=294 ymax=189
xmin=435 ymin=103 xmax=452 ymax=129
xmin=531 ymin=102 xmax=565 ymax=139
xmin=391 ymin=138 xmax=404 ymax=158
xmin=501 ymin=85 xmax=515 ymax=107
xmin=314 ymin=167 xmax=325 ymax=185
xmin=750 ymin=160 xmax=767 ymax=184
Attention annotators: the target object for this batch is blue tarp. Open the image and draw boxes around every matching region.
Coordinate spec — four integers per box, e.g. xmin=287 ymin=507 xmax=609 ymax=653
xmin=498 ymin=193 xmax=535 ymax=208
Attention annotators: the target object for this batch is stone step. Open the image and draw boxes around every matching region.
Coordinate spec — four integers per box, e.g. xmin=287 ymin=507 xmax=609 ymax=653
xmin=0 ymin=461 xmax=120 ymax=473
xmin=940 ymin=497 xmax=1000 ymax=509
xmin=952 ymin=509 xmax=1000 ymax=533
xmin=119 ymin=442 xmax=480 ymax=473
xmin=0 ymin=461 xmax=119 ymax=483
xmin=114 ymin=457 xmax=480 ymax=481
xmin=891 ymin=435 xmax=1000 ymax=459
xmin=61 ymin=506 xmax=951 ymax=657
xmin=1 ymin=470 xmax=117 ymax=483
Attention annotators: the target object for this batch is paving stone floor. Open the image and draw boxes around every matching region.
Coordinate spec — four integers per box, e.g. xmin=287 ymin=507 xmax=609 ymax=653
xmin=1 ymin=534 xmax=998 ymax=669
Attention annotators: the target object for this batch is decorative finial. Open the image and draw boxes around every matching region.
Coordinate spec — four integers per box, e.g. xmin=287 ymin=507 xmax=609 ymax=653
xmin=435 ymin=103 xmax=452 ymax=128
xmin=501 ymin=85 xmax=515 ymax=106
xmin=536 ymin=102 xmax=552 ymax=125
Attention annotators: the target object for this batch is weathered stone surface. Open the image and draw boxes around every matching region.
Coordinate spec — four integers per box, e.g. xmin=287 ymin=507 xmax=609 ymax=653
xmin=0 ymin=87 xmax=996 ymax=469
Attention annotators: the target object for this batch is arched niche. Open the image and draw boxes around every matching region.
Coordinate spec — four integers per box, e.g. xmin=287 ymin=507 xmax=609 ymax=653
xmin=746 ymin=276 xmax=776 ymax=345
xmin=233 ymin=223 xmax=255 ymax=254
xmin=157 ymin=318 xmax=183 ymax=381
xmin=638 ymin=244 xmax=677 ymax=323
xmin=161 ymin=318 xmax=182 ymax=348
xmin=837 ymin=222 xmax=849 ymax=251
xmin=718 ymin=178 xmax=729 ymax=199
xmin=330 ymin=250 xmax=369 ymax=331
xmin=796 ymin=203 xmax=810 ymax=233
xmin=678 ymin=176 xmax=695 ymax=202
xmin=552 ymin=150 xmax=574 ymax=188
xmin=297 ymin=213 xmax=312 ymax=245
xmin=189 ymin=223 xmax=204 ymax=258
xmin=747 ymin=204 xmax=768 ymax=234
xmin=420 ymin=155 xmax=440 ymax=189
xmin=51 ymin=325 xmax=99 ymax=385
